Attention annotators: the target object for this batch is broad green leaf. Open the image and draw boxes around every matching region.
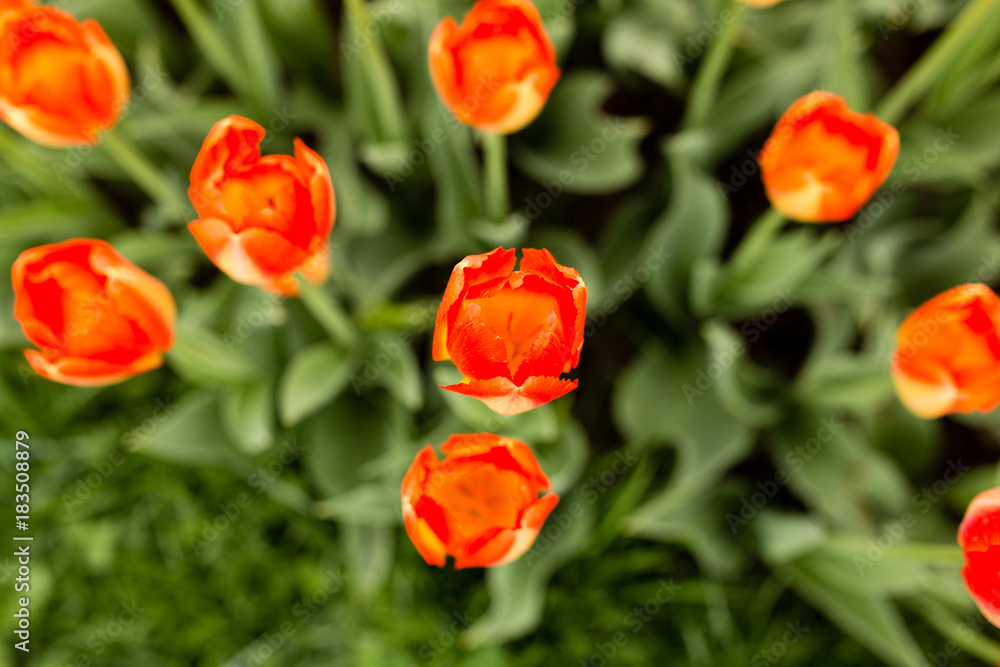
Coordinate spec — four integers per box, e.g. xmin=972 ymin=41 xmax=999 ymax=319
xmin=278 ymin=342 xmax=355 ymax=427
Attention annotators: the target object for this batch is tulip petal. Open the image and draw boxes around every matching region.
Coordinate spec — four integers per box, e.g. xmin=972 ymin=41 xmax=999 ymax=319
xmin=433 ymin=247 xmax=517 ymax=362
xmin=441 ymin=375 xmax=577 ymax=415
xmin=959 ymin=488 xmax=1000 ymax=628
xmin=24 ymin=348 xmax=164 ymax=387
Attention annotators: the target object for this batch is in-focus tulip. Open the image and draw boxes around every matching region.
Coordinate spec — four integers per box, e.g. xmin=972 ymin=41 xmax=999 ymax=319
xmin=401 ymin=433 xmax=559 ymax=569
xmin=12 ymin=239 xmax=176 ymax=387
xmin=958 ymin=486 xmax=1000 ymax=628
xmin=433 ymin=247 xmax=586 ymax=415
xmin=187 ymin=115 xmax=335 ymax=296
xmin=891 ymin=283 xmax=1000 ymax=419
xmin=757 ymin=91 xmax=899 ymax=223
xmin=0 ymin=0 xmax=129 ymax=147
xmin=429 ymin=0 xmax=560 ymax=134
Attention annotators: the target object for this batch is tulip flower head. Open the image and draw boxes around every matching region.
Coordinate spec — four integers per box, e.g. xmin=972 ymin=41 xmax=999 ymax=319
xmin=188 ymin=115 xmax=335 ymax=296
xmin=429 ymin=0 xmax=560 ymax=134
xmin=401 ymin=433 xmax=559 ymax=569
xmin=958 ymin=486 xmax=1000 ymax=628
xmin=740 ymin=0 xmax=791 ymax=7
xmin=758 ymin=91 xmax=899 ymax=223
xmin=12 ymin=239 xmax=176 ymax=387
xmin=891 ymin=283 xmax=1000 ymax=419
xmin=433 ymin=247 xmax=586 ymax=415
xmin=0 ymin=0 xmax=130 ymax=147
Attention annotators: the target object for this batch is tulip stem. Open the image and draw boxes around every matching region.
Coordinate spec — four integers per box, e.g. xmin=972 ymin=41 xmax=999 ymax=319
xmin=875 ymin=0 xmax=1000 ymax=124
xmin=102 ymin=132 xmax=190 ymax=224
xmin=728 ymin=207 xmax=786 ymax=277
xmin=682 ymin=0 xmax=747 ymax=130
xmin=482 ymin=131 xmax=510 ymax=222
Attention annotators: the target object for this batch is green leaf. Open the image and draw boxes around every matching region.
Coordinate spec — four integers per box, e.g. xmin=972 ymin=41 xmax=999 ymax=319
xmin=512 ymin=70 xmax=650 ymax=195
xmin=219 ymin=382 xmax=275 ymax=456
xmin=780 ymin=560 xmax=924 ymax=667
xmin=278 ymin=342 xmax=355 ymax=427
xmin=169 ymin=326 xmax=262 ymax=386
xmin=130 ymin=391 xmax=242 ymax=467
xmin=642 ymin=151 xmax=728 ymax=321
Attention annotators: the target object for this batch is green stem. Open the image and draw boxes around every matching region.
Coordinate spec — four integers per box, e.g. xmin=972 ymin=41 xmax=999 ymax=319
xmin=296 ymin=276 xmax=359 ymax=349
xmin=102 ymin=132 xmax=189 ymax=223
xmin=728 ymin=207 xmax=786 ymax=276
xmin=875 ymin=0 xmax=1000 ymax=124
xmin=886 ymin=542 xmax=966 ymax=562
xmin=682 ymin=1 xmax=747 ymax=129
xmin=343 ymin=0 xmax=406 ymax=140
xmin=482 ymin=131 xmax=509 ymax=222
xmin=907 ymin=596 xmax=1000 ymax=664
xmin=169 ymin=0 xmax=246 ymax=96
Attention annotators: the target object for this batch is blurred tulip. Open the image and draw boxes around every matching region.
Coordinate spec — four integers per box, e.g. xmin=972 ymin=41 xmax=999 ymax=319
xmin=958 ymin=486 xmax=1000 ymax=628
xmin=891 ymin=283 xmax=1000 ymax=419
xmin=401 ymin=433 xmax=559 ymax=569
xmin=188 ymin=115 xmax=335 ymax=296
xmin=740 ymin=0 xmax=790 ymax=7
xmin=429 ymin=0 xmax=560 ymax=134
xmin=758 ymin=91 xmax=899 ymax=222
xmin=12 ymin=239 xmax=176 ymax=387
xmin=433 ymin=247 xmax=586 ymax=415
xmin=0 ymin=0 xmax=129 ymax=147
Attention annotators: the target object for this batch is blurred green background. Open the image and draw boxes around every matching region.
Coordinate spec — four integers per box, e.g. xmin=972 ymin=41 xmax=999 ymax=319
xmin=3 ymin=0 xmax=1000 ymax=664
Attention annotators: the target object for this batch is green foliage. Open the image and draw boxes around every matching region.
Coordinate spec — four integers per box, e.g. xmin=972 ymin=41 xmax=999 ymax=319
xmin=2 ymin=0 xmax=1000 ymax=666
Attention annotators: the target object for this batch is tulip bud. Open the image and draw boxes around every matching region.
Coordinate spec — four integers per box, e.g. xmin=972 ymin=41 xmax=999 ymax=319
xmin=187 ymin=115 xmax=336 ymax=296
xmin=429 ymin=0 xmax=560 ymax=134
xmin=433 ymin=247 xmax=587 ymax=415
xmin=12 ymin=239 xmax=176 ymax=386
xmin=0 ymin=0 xmax=129 ymax=147
xmin=402 ymin=433 xmax=559 ymax=569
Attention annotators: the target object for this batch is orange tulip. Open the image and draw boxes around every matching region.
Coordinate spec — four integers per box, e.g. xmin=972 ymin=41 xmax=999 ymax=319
xmin=187 ymin=115 xmax=335 ymax=296
xmin=12 ymin=238 xmax=176 ymax=387
xmin=433 ymin=247 xmax=586 ymax=415
xmin=890 ymin=284 xmax=1000 ymax=419
xmin=758 ymin=91 xmax=899 ymax=223
xmin=740 ymin=0 xmax=790 ymax=6
xmin=429 ymin=0 xmax=560 ymax=134
xmin=401 ymin=433 xmax=559 ymax=569
xmin=958 ymin=486 xmax=1000 ymax=628
xmin=0 ymin=0 xmax=129 ymax=147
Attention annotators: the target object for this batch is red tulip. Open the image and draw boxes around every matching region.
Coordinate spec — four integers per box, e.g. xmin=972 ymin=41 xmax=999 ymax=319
xmin=0 ymin=0 xmax=130 ymax=146
xmin=12 ymin=239 xmax=175 ymax=386
xmin=891 ymin=284 xmax=1000 ymax=419
xmin=188 ymin=115 xmax=335 ymax=296
xmin=429 ymin=0 xmax=560 ymax=134
xmin=758 ymin=91 xmax=899 ymax=223
xmin=433 ymin=247 xmax=586 ymax=415
xmin=401 ymin=433 xmax=559 ymax=569
xmin=958 ymin=486 xmax=1000 ymax=628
